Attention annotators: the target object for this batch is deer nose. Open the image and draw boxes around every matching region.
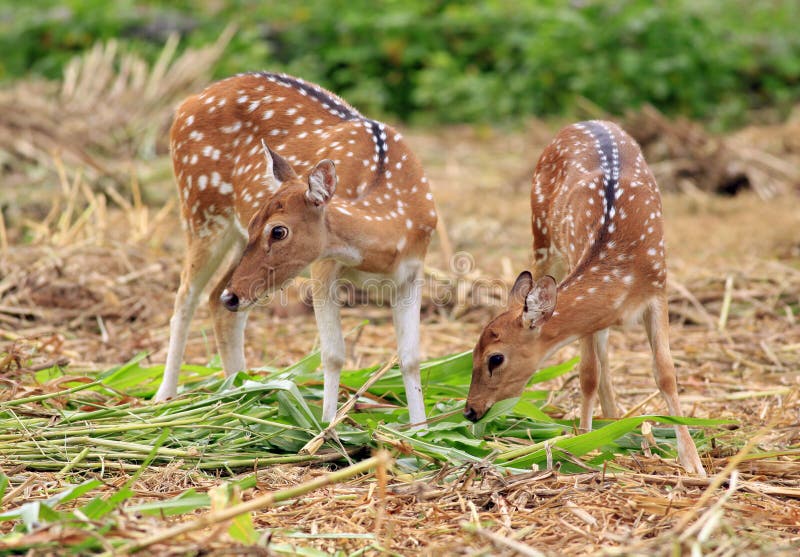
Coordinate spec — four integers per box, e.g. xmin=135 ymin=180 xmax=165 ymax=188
xmin=463 ymin=406 xmax=480 ymax=422
xmin=220 ymin=290 xmax=239 ymax=312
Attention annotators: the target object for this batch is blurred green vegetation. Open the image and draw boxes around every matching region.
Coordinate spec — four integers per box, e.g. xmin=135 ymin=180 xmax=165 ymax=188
xmin=1 ymin=0 xmax=799 ymax=128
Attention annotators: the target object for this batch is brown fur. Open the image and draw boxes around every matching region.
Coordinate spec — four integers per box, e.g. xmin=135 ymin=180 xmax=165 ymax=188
xmin=466 ymin=121 xmax=706 ymax=475
xmin=157 ymin=72 xmax=437 ymax=425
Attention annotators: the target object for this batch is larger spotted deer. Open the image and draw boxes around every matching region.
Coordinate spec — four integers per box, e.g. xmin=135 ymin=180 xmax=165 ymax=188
xmin=156 ymin=72 xmax=437 ymax=425
xmin=465 ymin=121 xmax=706 ymax=475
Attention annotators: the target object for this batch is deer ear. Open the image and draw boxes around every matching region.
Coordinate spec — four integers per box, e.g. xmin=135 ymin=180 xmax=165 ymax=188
xmin=306 ymin=159 xmax=337 ymax=207
xmin=262 ymin=140 xmax=297 ymax=193
xmin=509 ymin=271 xmax=534 ymax=306
xmin=521 ymin=275 xmax=557 ymax=329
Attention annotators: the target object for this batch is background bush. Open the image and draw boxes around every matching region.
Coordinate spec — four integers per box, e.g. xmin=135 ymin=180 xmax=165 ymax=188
xmin=1 ymin=0 xmax=798 ymax=128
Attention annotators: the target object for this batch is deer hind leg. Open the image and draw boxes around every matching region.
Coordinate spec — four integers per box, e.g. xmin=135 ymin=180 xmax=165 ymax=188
xmin=156 ymin=229 xmax=233 ymax=401
xmin=595 ymin=328 xmax=618 ymax=418
xmin=392 ymin=261 xmax=426 ymax=426
xmin=208 ymin=239 xmax=248 ymax=377
xmin=311 ymin=259 xmax=345 ymax=423
xmin=643 ymin=294 xmax=706 ymax=476
xmin=578 ymin=334 xmax=600 ymax=432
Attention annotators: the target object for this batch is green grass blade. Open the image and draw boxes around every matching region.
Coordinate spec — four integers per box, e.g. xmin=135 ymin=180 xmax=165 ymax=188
xmin=129 ymin=490 xmax=211 ymax=517
xmin=279 ymin=350 xmax=322 ymax=378
xmin=528 ymin=356 xmax=579 ymax=384
xmin=229 ymin=505 xmax=258 ymax=544
xmin=502 ymin=415 xmax=731 ymax=468
xmin=268 ymin=543 xmax=335 ymax=557
xmin=377 ymin=425 xmax=484 ymax=465
xmin=0 ymin=479 xmax=102 ymax=526
xmin=512 ymin=397 xmax=555 ymax=422
xmin=82 ymin=429 xmax=171 ymax=520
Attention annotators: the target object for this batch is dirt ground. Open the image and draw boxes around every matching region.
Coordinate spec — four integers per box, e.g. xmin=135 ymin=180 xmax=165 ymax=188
xmin=2 ymin=122 xmax=800 ymax=555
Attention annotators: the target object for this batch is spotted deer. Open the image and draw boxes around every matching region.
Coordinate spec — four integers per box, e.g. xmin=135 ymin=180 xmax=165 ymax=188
xmin=156 ymin=72 xmax=437 ymax=425
xmin=465 ymin=121 xmax=706 ymax=475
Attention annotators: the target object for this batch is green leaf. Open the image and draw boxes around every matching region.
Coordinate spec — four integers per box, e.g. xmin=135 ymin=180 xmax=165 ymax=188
xmin=471 ymin=397 xmax=520 ymax=437
xmin=52 ymin=479 xmax=103 ymax=505
xmin=0 ymin=479 xmax=102 ymax=530
xmin=276 ymin=391 xmax=317 ymax=431
xmin=512 ymin=398 xmax=554 ymax=422
xmin=267 ymin=543 xmax=335 ymax=557
xmin=129 ymin=490 xmax=211 ymax=517
xmin=503 ymin=415 xmax=731 ymax=469
xmin=422 ymin=430 xmax=486 ymax=449
xmin=379 ymin=425 xmax=486 ymax=464
xmin=236 ymin=474 xmax=258 ymax=490
xmin=82 ymin=488 xmax=134 ymax=521
xmin=229 ymin=507 xmax=258 ymax=544
xmin=482 ymin=397 xmax=520 ymax=422
xmin=0 ymin=472 xmax=8 ymax=502
xmin=528 ymin=356 xmax=579 ymax=384
xmin=208 ymin=482 xmax=259 ymax=545
xmin=279 ymin=350 xmax=322 ymax=378
xmin=83 ymin=429 xmax=171 ymax=519
xmin=97 ymin=352 xmax=152 ymax=385
xmin=341 ymin=350 xmax=473 ymax=396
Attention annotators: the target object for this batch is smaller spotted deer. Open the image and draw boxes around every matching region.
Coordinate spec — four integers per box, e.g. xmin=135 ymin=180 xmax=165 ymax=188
xmin=465 ymin=121 xmax=705 ymax=475
xmin=156 ymin=72 xmax=437 ymax=425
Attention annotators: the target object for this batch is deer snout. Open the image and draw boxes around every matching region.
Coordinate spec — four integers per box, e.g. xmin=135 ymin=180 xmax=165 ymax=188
xmin=220 ymin=289 xmax=240 ymax=312
xmin=463 ymin=405 xmax=484 ymax=422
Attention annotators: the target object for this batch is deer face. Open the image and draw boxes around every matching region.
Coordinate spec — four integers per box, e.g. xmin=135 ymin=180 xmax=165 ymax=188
xmin=464 ymin=272 xmax=558 ymax=422
xmin=221 ymin=147 xmax=337 ymax=311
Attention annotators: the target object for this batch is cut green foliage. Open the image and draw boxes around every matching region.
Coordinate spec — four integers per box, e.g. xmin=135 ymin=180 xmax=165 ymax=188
xmin=0 ymin=352 xmax=728 ymax=478
xmin=0 ymin=348 xmax=732 ymax=553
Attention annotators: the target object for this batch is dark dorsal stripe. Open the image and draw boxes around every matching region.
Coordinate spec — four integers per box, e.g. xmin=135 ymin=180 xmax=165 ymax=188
xmin=559 ymin=121 xmax=620 ymax=289
xmin=580 ymin=120 xmax=619 ymax=229
xmin=367 ymin=119 xmax=388 ymax=175
xmin=257 ymin=72 xmax=361 ymax=121
xmin=254 ymin=72 xmax=391 ymax=184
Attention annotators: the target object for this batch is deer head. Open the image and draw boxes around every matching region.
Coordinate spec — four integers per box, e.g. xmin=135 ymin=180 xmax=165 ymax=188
xmin=464 ymin=271 xmax=558 ymax=422
xmin=221 ymin=146 xmax=337 ymax=311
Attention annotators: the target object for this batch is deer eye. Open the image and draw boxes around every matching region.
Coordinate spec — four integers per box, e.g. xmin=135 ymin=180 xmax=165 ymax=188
xmin=270 ymin=225 xmax=288 ymax=240
xmin=488 ymin=353 xmax=504 ymax=375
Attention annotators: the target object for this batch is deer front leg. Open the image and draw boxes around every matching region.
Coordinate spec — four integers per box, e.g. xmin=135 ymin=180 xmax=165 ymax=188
xmin=157 ymin=278 xmax=204 ymax=402
xmin=392 ymin=262 xmax=426 ymax=426
xmin=209 ymin=249 xmax=249 ymax=377
xmin=311 ymin=260 xmax=345 ymax=423
xmin=578 ymin=334 xmax=600 ymax=432
xmin=156 ymin=234 xmax=232 ymax=402
xmin=644 ymin=295 xmax=706 ymax=476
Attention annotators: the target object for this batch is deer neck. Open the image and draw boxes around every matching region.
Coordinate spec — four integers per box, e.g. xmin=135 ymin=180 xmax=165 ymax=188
xmin=320 ymin=198 xmax=417 ymax=273
xmin=538 ymin=275 xmax=626 ymax=347
xmin=318 ymin=203 xmax=372 ymax=266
